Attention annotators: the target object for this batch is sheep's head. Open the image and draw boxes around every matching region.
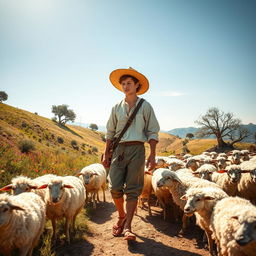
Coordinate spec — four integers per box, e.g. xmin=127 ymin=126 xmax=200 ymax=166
xmin=156 ymin=170 xmax=181 ymax=188
xmin=38 ymin=180 xmax=73 ymax=204
xmin=234 ymin=215 xmax=256 ymax=246
xmin=227 ymin=166 xmax=242 ymax=183
xmin=250 ymin=169 xmax=256 ymax=183
xmin=0 ymin=176 xmax=37 ymax=195
xmin=181 ymin=188 xmax=215 ymax=216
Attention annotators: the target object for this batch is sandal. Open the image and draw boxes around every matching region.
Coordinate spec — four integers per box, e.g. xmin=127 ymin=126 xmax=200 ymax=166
xmin=112 ymin=216 xmax=126 ymax=237
xmin=124 ymin=229 xmax=136 ymax=241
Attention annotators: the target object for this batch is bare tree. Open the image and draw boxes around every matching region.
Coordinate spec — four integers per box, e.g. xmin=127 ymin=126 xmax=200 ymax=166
xmin=195 ymin=107 xmax=249 ymax=148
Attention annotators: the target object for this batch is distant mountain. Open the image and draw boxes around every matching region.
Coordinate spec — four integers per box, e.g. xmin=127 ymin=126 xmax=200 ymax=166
xmin=167 ymin=123 xmax=256 ymax=143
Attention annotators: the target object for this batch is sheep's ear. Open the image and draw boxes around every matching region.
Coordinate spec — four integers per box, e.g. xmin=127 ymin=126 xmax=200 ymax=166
xmin=0 ymin=184 xmax=13 ymax=191
xmin=93 ymin=172 xmax=99 ymax=176
xmin=204 ymin=196 xmax=215 ymax=201
xmin=231 ymin=215 xmax=239 ymax=220
xmin=75 ymin=172 xmax=82 ymax=177
xmin=9 ymin=203 xmax=24 ymax=211
xmin=173 ymin=176 xmax=182 ymax=183
xmin=63 ymin=184 xmax=74 ymax=189
xmin=217 ymin=170 xmax=227 ymax=173
xmin=180 ymin=195 xmax=187 ymax=201
xmin=37 ymin=184 xmax=48 ymax=189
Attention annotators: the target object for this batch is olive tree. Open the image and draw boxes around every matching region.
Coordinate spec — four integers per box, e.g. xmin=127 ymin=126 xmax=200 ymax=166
xmin=52 ymin=104 xmax=76 ymax=125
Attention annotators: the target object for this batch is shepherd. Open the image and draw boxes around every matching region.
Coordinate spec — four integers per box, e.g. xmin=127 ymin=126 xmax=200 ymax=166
xmin=102 ymin=67 xmax=160 ymax=241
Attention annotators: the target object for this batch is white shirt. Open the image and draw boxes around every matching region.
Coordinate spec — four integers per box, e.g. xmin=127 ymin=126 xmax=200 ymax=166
xmin=106 ymin=97 xmax=160 ymax=143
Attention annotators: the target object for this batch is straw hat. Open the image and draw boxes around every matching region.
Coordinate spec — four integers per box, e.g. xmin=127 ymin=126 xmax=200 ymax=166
xmin=109 ymin=67 xmax=149 ymax=95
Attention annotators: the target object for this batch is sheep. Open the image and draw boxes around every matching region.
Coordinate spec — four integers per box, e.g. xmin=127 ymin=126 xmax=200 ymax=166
xmin=210 ymin=152 xmax=218 ymax=159
xmin=0 ymin=174 xmax=57 ymax=202
xmin=238 ymin=161 xmax=256 ymax=204
xmin=192 ymin=164 xmax=217 ymax=181
xmin=241 ymin=149 xmax=250 ymax=161
xmin=156 ymin=168 xmax=220 ymax=233
xmin=37 ymin=175 xmax=85 ymax=243
xmin=0 ymin=192 xmax=46 ymax=256
xmin=211 ymin=196 xmax=256 ymax=256
xmin=211 ymin=165 xmax=243 ymax=196
xmin=181 ymin=187 xmax=228 ymax=255
xmin=138 ymin=169 xmax=153 ymax=216
xmin=216 ymin=156 xmax=229 ymax=170
xmin=167 ymin=158 xmax=185 ymax=171
xmin=185 ymin=158 xmax=200 ymax=172
xmin=151 ymin=168 xmax=175 ymax=220
xmin=76 ymin=163 xmax=106 ymax=208
xmin=228 ymin=150 xmax=242 ymax=165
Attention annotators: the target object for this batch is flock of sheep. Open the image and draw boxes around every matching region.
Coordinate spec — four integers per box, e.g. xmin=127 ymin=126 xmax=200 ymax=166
xmin=0 ymin=163 xmax=106 ymax=256
xmin=0 ymin=149 xmax=256 ymax=256
xmin=140 ymin=149 xmax=256 ymax=256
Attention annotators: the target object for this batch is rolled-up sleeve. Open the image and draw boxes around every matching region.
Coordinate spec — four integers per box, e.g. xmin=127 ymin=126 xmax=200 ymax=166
xmin=144 ymin=102 xmax=160 ymax=142
xmin=106 ymin=106 xmax=117 ymax=140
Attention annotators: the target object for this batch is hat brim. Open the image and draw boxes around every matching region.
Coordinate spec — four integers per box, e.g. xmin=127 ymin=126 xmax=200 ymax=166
xmin=109 ymin=69 xmax=149 ymax=95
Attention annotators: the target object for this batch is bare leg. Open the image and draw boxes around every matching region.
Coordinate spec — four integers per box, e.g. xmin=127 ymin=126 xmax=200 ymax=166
xmin=124 ymin=199 xmax=137 ymax=230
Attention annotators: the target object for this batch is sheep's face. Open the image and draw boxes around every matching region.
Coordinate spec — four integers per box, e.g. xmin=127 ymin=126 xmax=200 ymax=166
xmin=227 ymin=169 xmax=241 ymax=183
xmin=12 ymin=183 xmax=33 ymax=195
xmin=197 ymin=170 xmax=212 ymax=181
xmin=0 ymin=201 xmax=24 ymax=227
xmin=185 ymin=159 xmax=198 ymax=170
xmin=82 ymin=171 xmax=97 ymax=185
xmin=250 ymin=170 xmax=256 ymax=183
xmin=217 ymin=159 xmax=227 ymax=170
xmin=234 ymin=217 xmax=256 ymax=246
xmin=232 ymin=153 xmax=241 ymax=165
xmin=48 ymin=182 xmax=65 ymax=204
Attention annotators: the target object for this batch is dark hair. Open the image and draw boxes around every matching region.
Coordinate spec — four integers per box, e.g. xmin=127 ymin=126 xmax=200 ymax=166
xmin=119 ymin=75 xmax=141 ymax=92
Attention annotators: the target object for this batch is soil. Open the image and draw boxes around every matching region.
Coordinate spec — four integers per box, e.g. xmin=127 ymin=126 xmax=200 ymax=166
xmin=61 ymin=191 xmax=209 ymax=256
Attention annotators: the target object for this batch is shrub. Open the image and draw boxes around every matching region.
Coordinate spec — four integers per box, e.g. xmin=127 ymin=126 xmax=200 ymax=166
xmin=21 ymin=121 xmax=27 ymax=128
xmin=18 ymin=140 xmax=35 ymax=153
xmin=71 ymin=140 xmax=77 ymax=147
xmin=57 ymin=136 xmax=64 ymax=144
xmin=92 ymin=147 xmax=98 ymax=153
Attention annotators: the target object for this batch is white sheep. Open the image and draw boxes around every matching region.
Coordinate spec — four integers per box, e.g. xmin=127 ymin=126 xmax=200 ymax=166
xmin=156 ymin=168 xmax=219 ymax=233
xmin=211 ymin=196 xmax=256 ymax=256
xmin=0 ymin=192 xmax=46 ymax=256
xmin=211 ymin=165 xmax=243 ymax=196
xmin=0 ymin=174 xmax=57 ymax=202
xmin=37 ymin=175 xmax=85 ymax=243
xmin=238 ymin=161 xmax=256 ymax=205
xmin=216 ymin=156 xmax=229 ymax=170
xmin=228 ymin=150 xmax=242 ymax=165
xmin=181 ymin=187 xmax=228 ymax=255
xmin=76 ymin=163 xmax=106 ymax=208
xmin=193 ymin=164 xmax=217 ymax=181
xmin=151 ymin=168 xmax=175 ymax=221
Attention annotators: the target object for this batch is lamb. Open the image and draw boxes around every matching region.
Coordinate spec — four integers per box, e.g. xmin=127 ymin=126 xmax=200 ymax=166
xmin=37 ymin=175 xmax=85 ymax=243
xmin=185 ymin=158 xmax=200 ymax=172
xmin=76 ymin=163 xmax=106 ymax=208
xmin=167 ymin=158 xmax=185 ymax=171
xmin=238 ymin=161 xmax=256 ymax=204
xmin=193 ymin=164 xmax=217 ymax=181
xmin=151 ymin=168 xmax=175 ymax=220
xmin=211 ymin=196 xmax=256 ymax=256
xmin=211 ymin=165 xmax=243 ymax=196
xmin=241 ymin=149 xmax=250 ymax=161
xmin=156 ymin=168 xmax=220 ymax=233
xmin=0 ymin=192 xmax=46 ymax=256
xmin=181 ymin=187 xmax=228 ymax=255
xmin=216 ymin=156 xmax=229 ymax=170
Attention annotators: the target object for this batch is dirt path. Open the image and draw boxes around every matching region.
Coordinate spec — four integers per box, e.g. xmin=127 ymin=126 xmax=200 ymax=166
xmin=62 ymin=191 xmax=209 ymax=256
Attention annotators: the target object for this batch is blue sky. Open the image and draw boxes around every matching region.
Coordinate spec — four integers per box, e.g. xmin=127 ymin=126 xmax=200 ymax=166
xmin=1 ymin=0 xmax=255 ymax=130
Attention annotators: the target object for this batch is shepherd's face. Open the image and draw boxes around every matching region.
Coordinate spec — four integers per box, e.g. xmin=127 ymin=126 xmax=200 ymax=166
xmin=121 ymin=77 xmax=139 ymax=96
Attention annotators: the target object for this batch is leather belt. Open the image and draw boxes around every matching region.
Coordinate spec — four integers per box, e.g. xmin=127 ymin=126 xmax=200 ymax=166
xmin=119 ymin=141 xmax=144 ymax=146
